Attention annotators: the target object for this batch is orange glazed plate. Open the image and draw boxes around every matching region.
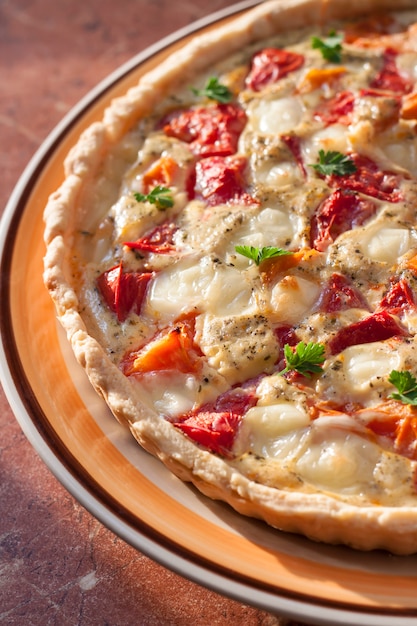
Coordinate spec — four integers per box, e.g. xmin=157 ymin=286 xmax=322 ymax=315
xmin=1 ymin=3 xmax=417 ymax=624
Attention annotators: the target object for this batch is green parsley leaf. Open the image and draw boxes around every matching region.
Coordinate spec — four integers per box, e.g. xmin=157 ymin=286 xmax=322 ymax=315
xmin=133 ymin=185 xmax=174 ymax=210
xmin=311 ymin=31 xmax=343 ymax=63
xmin=388 ymin=370 xmax=417 ymax=405
xmin=235 ymin=245 xmax=293 ymax=266
xmin=279 ymin=341 xmax=326 ymax=378
xmin=191 ymin=77 xmax=233 ymax=103
xmin=310 ymin=150 xmax=357 ymax=176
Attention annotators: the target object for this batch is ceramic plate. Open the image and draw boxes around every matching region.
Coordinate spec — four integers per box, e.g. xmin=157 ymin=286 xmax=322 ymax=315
xmin=2 ymin=3 xmax=417 ymax=624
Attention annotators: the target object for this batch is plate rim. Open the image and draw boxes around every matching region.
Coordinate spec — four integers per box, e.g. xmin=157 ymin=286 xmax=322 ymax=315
xmin=2 ymin=2 xmax=417 ymax=624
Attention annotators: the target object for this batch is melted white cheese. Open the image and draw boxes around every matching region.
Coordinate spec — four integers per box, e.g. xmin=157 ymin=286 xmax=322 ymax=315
xmin=343 ymin=343 xmax=402 ymax=393
xmin=364 ymin=226 xmax=412 ymax=264
xmin=145 ymin=256 xmax=256 ymax=323
xmin=244 ymin=402 xmax=310 ymax=439
xmin=323 ymin=342 xmax=402 ymax=406
xmin=248 ymin=96 xmax=304 ymax=135
xmin=255 ymin=161 xmax=300 ymax=187
xmin=270 ymin=275 xmax=320 ymax=324
xmin=382 ymin=135 xmax=417 ymax=175
xmin=151 ymin=373 xmax=203 ymax=416
xmin=294 ymin=425 xmax=381 ymax=492
xmin=140 ymin=369 xmax=228 ymax=417
xmin=303 ymin=124 xmax=350 ymax=163
xmin=230 ymin=207 xmax=296 ymax=255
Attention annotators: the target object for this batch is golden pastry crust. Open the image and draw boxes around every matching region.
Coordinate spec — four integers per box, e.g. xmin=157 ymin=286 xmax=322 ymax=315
xmin=44 ymin=0 xmax=417 ymax=554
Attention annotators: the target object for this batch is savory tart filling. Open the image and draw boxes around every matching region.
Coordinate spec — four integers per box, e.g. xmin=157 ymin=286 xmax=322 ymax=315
xmin=44 ymin=0 xmax=417 ymax=553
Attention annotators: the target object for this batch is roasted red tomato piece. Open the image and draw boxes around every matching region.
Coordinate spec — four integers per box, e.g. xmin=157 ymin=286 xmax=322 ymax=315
xmin=274 ymin=324 xmax=299 ymax=371
xmin=121 ymin=317 xmax=203 ymax=376
xmin=97 ymin=264 xmax=152 ymax=322
xmin=124 ymin=221 xmax=178 ymax=254
xmin=162 ymin=103 xmax=247 ymax=157
xmin=328 ymin=310 xmax=407 ymax=355
xmin=378 ymin=278 xmax=415 ymax=315
xmin=310 ymin=189 xmax=376 ymax=251
xmin=174 ymin=389 xmax=257 ymax=456
xmin=314 ymin=90 xmax=355 ymax=126
xmin=316 ymin=273 xmax=369 ymax=313
xmin=359 ymin=87 xmax=402 ymax=101
xmin=370 ymin=48 xmax=412 ymax=95
xmin=194 ymin=155 xmax=257 ymax=206
xmin=326 ymin=154 xmax=404 ymax=203
xmin=281 ymin=134 xmax=306 ymax=177
xmin=274 ymin=324 xmax=299 ymax=350
xmin=245 ymin=47 xmax=305 ymax=91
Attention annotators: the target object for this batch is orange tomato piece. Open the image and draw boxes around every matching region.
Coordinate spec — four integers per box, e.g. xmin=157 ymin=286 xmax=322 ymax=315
xmin=122 ymin=319 xmax=202 ymax=376
xmin=395 ymin=416 xmax=417 ymax=456
xmin=401 ymin=91 xmax=417 ymax=120
xmin=142 ymin=156 xmax=179 ymax=192
xmin=343 ymin=15 xmax=398 ymax=47
xmin=297 ymin=67 xmax=346 ymax=94
xmin=363 ymin=400 xmax=417 ymax=460
xmin=406 ymin=253 xmax=417 ymax=273
xmin=310 ymin=399 xmax=417 ymax=460
xmin=260 ymin=248 xmax=321 ymax=285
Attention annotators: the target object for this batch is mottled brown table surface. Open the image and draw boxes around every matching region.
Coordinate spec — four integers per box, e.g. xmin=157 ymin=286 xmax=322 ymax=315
xmin=0 ymin=1 xmax=312 ymax=624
